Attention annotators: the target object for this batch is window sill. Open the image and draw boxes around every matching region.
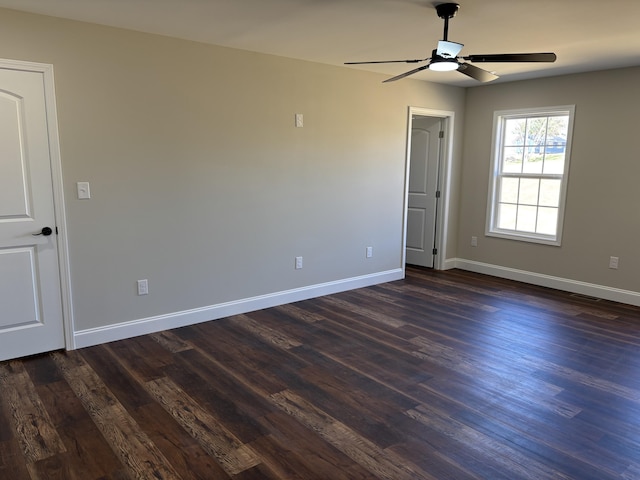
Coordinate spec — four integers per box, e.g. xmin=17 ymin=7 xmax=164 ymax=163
xmin=486 ymin=230 xmax=562 ymax=246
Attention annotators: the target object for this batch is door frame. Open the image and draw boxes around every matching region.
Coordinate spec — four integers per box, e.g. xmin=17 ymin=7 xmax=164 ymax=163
xmin=1 ymin=58 xmax=75 ymax=351
xmin=402 ymin=107 xmax=455 ymax=271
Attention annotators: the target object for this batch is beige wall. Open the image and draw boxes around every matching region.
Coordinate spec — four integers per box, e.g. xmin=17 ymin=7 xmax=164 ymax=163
xmin=459 ymin=67 xmax=640 ymax=292
xmin=0 ymin=8 xmax=466 ymax=332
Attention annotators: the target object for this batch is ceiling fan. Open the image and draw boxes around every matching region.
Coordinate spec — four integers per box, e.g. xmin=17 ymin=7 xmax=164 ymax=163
xmin=345 ymin=3 xmax=556 ymax=83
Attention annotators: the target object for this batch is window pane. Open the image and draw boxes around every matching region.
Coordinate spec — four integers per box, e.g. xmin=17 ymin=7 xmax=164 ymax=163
xmin=541 ymin=115 xmax=568 ymax=173
xmin=518 ymin=178 xmax=539 ymax=205
xmin=539 ymin=179 xmax=561 ymax=207
xmin=543 ymin=152 xmax=565 ymax=174
xmin=497 ymin=203 xmax=517 ymax=230
xmin=502 ymin=147 xmax=523 ymax=173
xmin=504 ymin=118 xmax=526 ymax=146
xmin=548 ymin=116 xmax=569 ymax=137
xmin=536 ymin=207 xmax=558 ymax=235
xmin=523 ymin=150 xmax=543 ymax=174
xmin=525 ymin=117 xmax=548 ymax=147
xmin=516 ymin=205 xmax=537 ymax=232
xmin=499 ymin=177 xmax=519 ymax=203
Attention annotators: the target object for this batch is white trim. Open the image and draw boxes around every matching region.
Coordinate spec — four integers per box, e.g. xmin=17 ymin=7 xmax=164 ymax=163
xmin=442 ymin=258 xmax=458 ymax=270
xmin=452 ymin=258 xmax=640 ymax=307
xmin=74 ymin=269 xmax=404 ymax=349
xmin=44 ymin=64 xmax=75 ymax=350
xmin=403 ymin=107 xmax=455 ymax=271
xmin=0 ymin=58 xmax=75 ymax=350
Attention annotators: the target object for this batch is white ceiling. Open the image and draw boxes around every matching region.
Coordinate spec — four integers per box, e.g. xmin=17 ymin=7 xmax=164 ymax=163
xmin=1 ymin=0 xmax=640 ymax=86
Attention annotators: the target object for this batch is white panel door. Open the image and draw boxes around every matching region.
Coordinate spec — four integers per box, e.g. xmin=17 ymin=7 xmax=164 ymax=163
xmin=406 ymin=117 xmax=442 ymax=268
xmin=0 ymin=66 xmax=65 ymax=361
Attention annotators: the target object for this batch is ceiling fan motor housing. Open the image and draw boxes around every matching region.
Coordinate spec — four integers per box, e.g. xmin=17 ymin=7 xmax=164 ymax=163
xmin=435 ymin=3 xmax=460 ymax=20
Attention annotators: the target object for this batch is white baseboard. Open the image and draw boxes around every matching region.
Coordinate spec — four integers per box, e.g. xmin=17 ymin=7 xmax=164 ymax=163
xmin=442 ymin=258 xmax=458 ymax=270
xmin=453 ymin=259 xmax=640 ymax=307
xmin=73 ymin=268 xmax=404 ymax=349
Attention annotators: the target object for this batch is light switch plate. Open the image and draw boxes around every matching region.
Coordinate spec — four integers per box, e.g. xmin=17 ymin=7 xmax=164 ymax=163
xmin=77 ymin=181 xmax=91 ymax=199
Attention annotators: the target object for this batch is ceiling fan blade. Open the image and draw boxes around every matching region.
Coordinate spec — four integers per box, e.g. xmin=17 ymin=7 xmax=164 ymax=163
xmin=457 ymin=63 xmax=499 ymax=82
xmin=344 ymin=58 xmax=426 ymax=65
xmin=464 ymin=53 xmax=557 ymax=63
xmin=383 ymin=64 xmax=430 ymax=83
xmin=437 ymin=40 xmax=464 ymax=59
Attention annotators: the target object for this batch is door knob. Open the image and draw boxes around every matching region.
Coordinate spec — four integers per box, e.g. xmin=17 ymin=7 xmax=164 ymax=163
xmin=33 ymin=226 xmax=53 ymax=236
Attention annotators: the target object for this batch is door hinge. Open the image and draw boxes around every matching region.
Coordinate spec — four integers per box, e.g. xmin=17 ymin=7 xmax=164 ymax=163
xmin=435 ymin=190 xmax=441 ymax=198
xmin=432 ymin=248 xmax=438 ymax=255
xmin=439 ymin=130 xmax=444 ymax=138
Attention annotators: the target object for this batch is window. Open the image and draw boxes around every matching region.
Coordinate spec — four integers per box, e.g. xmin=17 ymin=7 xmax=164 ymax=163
xmin=486 ymin=106 xmax=575 ymax=245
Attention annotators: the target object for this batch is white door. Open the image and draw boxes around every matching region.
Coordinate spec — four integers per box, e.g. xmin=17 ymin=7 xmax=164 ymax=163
xmin=0 ymin=65 xmax=65 ymax=361
xmin=406 ymin=116 xmax=442 ymax=268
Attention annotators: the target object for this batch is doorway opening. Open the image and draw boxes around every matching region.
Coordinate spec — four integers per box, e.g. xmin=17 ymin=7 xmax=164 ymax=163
xmin=403 ymin=107 xmax=455 ymax=271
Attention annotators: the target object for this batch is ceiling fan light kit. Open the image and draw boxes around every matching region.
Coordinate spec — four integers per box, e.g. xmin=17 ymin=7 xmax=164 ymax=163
xmin=345 ymin=2 xmax=556 ymax=83
xmin=428 ymin=55 xmax=459 ymax=71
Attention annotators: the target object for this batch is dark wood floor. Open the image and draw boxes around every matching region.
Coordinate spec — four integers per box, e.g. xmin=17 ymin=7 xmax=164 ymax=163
xmin=2 ymin=267 xmax=640 ymax=479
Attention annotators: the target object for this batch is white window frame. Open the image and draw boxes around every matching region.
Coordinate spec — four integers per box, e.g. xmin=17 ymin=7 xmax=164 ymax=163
xmin=486 ymin=105 xmax=575 ymax=246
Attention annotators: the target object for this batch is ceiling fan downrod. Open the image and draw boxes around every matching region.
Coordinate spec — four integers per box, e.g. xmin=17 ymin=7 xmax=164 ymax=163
xmin=435 ymin=3 xmax=460 ymax=41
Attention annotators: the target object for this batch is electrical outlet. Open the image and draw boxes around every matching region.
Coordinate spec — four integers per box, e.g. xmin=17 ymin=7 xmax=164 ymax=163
xmin=471 ymin=236 xmax=478 ymax=247
xmin=609 ymin=256 xmax=619 ymax=269
xmin=295 ymin=113 xmax=303 ymax=128
xmin=295 ymin=256 xmax=303 ymax=269
xmin=137 ymin=279 xmax=149 ymax=295
xmin=366 ymin=246 xmax=373 ymax=258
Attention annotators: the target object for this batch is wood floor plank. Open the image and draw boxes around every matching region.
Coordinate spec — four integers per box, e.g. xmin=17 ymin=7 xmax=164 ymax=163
xmin=284 ymin=351 xmax=418 ymax=446
xmin=26 ymin=453 xmax=73 ymax=480
xmin=229 ymin=314 xmax=302 ymax=350
xmin=409 ymin=334 xmax=584 ymax=418
xmin=133 ymin=402 xmax=232 ymax=480
xmin=150 ymin=330 xmax=194 ymax=353
xmin=254 ymin=306 xmax=437 ymax=402
xmin=177 ymin=321 xmax=305 ymax=396
xmin=320 ymin=294 xmax=408 ymax=328
xmin=145 ymin=375 xmax=261 ymax=476
xmin=0 ymin=439 xmax=31 ymax=480
xmin=167 ymin=348 xmax=279 ymax=442
xmin=51 ymin=351 xmax=183 ymax=480
xmin=272 ymin=303 xmax=326 ymax=323
xmin=0 ymin=379 xmax=16 ymax=443
xmin=253 ymin=410 xmax=374 ymax=480
xmin=270 ymin=389 xmax=436 ymax=480
xmin=406 ymin=404 xmax=578 ymax=480
xmin=621 ymin=461 xmax=640 ymax=480
xmin=409 ymin=358 xmax=635 ymax=474
xmin=80 ymin=344 xmax=155 ymax=410
xmin=385 ymin=440 xmax=483 ymax=480
xmin=32 ymin=380 xmax=124 ymax=479
xmin=449 ymin=403 xmax=624 ymax=480
xmin=108 ymin=334 xmax=182 ymax=382
xmin=0 ymin=360 xmax=66 ymax=464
